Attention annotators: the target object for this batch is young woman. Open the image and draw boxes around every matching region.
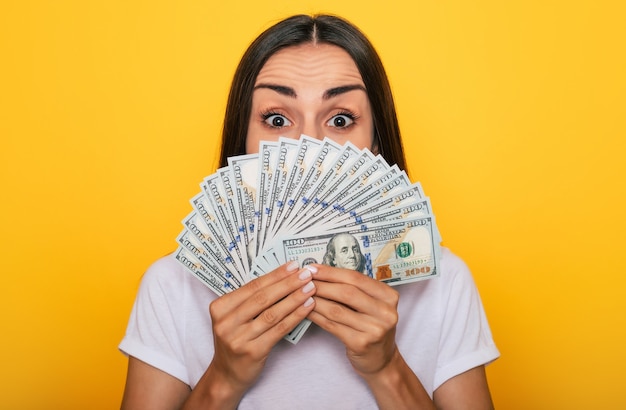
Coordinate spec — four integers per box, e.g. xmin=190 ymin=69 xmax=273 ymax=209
xmin=120 ymin=14 xmax=499 ymax=409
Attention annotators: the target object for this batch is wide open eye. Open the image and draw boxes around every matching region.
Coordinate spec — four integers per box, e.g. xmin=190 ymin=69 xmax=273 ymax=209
xmin=263 ymin=113 xmax=292 ymax=128
xmin=327 ymin=112 xmax=356 ymax=129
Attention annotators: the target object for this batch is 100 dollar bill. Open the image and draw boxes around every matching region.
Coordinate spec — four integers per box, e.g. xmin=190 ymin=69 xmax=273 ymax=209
xmin=278 ymin=216 xmax=440 ymax=285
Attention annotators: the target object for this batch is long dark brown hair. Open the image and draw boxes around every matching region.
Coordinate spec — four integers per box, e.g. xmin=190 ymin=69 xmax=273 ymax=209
xmin=218 ymin=14 xmax=407 ymax=172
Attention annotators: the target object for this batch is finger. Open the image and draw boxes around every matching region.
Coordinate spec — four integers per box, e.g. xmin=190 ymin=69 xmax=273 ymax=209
xmin=253 ymin=284 xmax=317 ymax=346
xmin=309 ymin=295 xmax=397 ymax=353
xmin=309 ymin=264 xmax=392 ymax=301
xmin=307 ymin=300 xmax=365 ymax=346
xmin=211 ymin=266 xmax=317 ymax=350
xmin=313 ymin=279 xmax=399 ymax=319
xmin=309 ymin=290 xmax=378 ymax=334
xmin=211 ymin=261 xmax=301 ymax=316
xmin=309 ymin=279 xmax=399 ymax=341
xmin=234 ymin=266 xmax=317 ymax=326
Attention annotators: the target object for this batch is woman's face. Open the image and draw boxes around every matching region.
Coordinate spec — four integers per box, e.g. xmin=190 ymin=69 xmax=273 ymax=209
xmin=246 ymin=43 xmax=375 ymax=154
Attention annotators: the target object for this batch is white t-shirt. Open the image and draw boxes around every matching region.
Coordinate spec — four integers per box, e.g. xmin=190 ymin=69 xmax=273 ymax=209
xmin=119 ymin=247 xmax=499 ymax=409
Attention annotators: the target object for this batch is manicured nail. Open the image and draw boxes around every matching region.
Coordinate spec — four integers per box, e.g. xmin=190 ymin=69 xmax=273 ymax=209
xmin=306 ymin=265 xmax=318 ymax=274
xmin=299 ymin=267 xmax=313 ymax=280
xmin=287 ymin=261 xmax=299 ymax=272
xmin=302 ymin=281 xmax=315 ymax=293
xmin=303 ymin=297 xmax=315 ymax=307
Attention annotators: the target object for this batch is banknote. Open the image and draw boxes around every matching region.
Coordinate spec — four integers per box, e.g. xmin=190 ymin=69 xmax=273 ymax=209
xmin=298 ymin=167 xmax=412 ymax=235
xmin=267 ymin=216 xmax=439 ymax=344
xmin=294 ymin=156 xmax=397 ymax=232
xmin=262 ymin=138 xmax=299 ymax=245
xmin=316 ymin=182 xmax=430 ymax=232
xmin=174 ymin=136 xmax=442 ymax=344
xmin=254 ymin=141 xmax=279 ymax=257
xmin=200 ymin=175 xmax=248 ymax=274
xmin=285 ymin=142 xmax=364 ymax=231
xmin=181 ymin=211 xmax=244 ymax=286
xmin=278 ymin=216 xmax=439 ymax=285
xmin=255 ymin=195 xmax=434 ymax=281
xmin=174 ymin=246 xmax=234 ymax=296
xmin=268 ymin=136 xmax=322 ymax=237
xmin=216 ymin=167 xmax=249 ymax=268
xmin=277 ymin=138 xmax=343 ymax=232
xmin=190 ymin=192 xmax=247 ymax=281
xmin=289 ymin=149 xmax=379 ymax=232
xmin=227 ymin=154 xmax=258 ymax=278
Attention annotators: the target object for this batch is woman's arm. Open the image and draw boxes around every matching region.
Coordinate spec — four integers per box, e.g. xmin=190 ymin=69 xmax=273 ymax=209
xmin=361 ymin=358 xmax=494 ymax=410
xmin=307 ymin=265 xmax=494 ymax=410
xmin=121 ymin=357 xmax=190 ymax=410
xmin=357 ymin=347 xmax=437 ymax=409
xmin=121 ymin=261 xmax=317 ymax=410
xmin=307 ymin=264 xmax=434 ymax=409
xmin=120 ymin=344 xmax=494 ymax=410
xmin=433 ymin=365 xmax=494 ymax=410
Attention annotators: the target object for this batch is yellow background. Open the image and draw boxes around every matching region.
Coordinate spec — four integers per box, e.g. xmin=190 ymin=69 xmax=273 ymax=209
xmin=1 ymin=0 xmax=624 ymax=408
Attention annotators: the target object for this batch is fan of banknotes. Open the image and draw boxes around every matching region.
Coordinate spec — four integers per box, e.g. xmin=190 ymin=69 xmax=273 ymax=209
xmin=175 ymin=135 xmax=442 ymax=343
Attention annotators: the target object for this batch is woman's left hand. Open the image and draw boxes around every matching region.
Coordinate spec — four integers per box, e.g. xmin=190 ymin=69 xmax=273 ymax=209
xmin=306 ymin=264 xmax=400 ymax=376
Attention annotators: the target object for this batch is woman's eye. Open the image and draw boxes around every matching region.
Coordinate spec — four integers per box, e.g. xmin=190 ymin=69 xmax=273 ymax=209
xmin=263 ymin=114 xmax=291 ymax=128
xmin=327 ymin=114 xmax=355 ymax=129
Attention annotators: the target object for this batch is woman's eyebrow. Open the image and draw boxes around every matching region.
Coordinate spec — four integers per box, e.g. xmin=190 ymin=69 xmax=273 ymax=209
xmin=254 ymin=83 xmax=297 ymax=97
xmin=253 ymin=83 xmax=366 ymax=100
xmin=323 ymin=84 xmax=366 ymax=100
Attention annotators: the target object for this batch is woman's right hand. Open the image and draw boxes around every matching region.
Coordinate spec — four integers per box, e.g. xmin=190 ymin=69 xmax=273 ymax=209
xmin=185 ymin=261 xmax=317 ymax=409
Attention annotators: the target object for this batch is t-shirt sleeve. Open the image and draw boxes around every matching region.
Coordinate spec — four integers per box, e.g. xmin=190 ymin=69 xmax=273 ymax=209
xmin=433 ymin=252 xmax=500 ymax=390
xmin=119 ymin=256 xmax=191 ymax=385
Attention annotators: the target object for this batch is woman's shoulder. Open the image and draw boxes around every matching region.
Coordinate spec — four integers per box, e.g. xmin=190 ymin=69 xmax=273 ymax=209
xmin=396 ymin=247 xmax=478 ymax=300
xmin=132 ymin=253 xmax=184 ymax=302
xmin=138 ymin=251 xmax=211 ymax=301
xmin=433 ymin=247 xmax=489 ymax=316
xmin=137 ymin=251 xmax=219 ymax=308
xmin=147 ymin=252 xmax=184 ymax=272
xmin=434 ymin=246 xmax=480 ymax=282
xmin=141 ymin=252 xmax=187 ymax=286
xmin=439 ymin=246 xmax=473 ymax=279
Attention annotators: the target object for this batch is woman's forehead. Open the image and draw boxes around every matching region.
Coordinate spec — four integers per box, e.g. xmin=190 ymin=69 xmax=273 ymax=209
xmin=255 ymin=43 xmax=364 ymax=88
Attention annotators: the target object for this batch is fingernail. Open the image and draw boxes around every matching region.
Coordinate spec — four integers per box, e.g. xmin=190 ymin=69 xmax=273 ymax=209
xmin=287 ymin=260 xmax=299 ymax=272
xmin=306 ymin=265 xmax=318 ymax=274
xmin=302 ymin=281 xmax=315 ymax=293
xmin=303 ymin=297 xmax=314 ymax=307
xmin=298 ymin=267 xmax=313 ymax=280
